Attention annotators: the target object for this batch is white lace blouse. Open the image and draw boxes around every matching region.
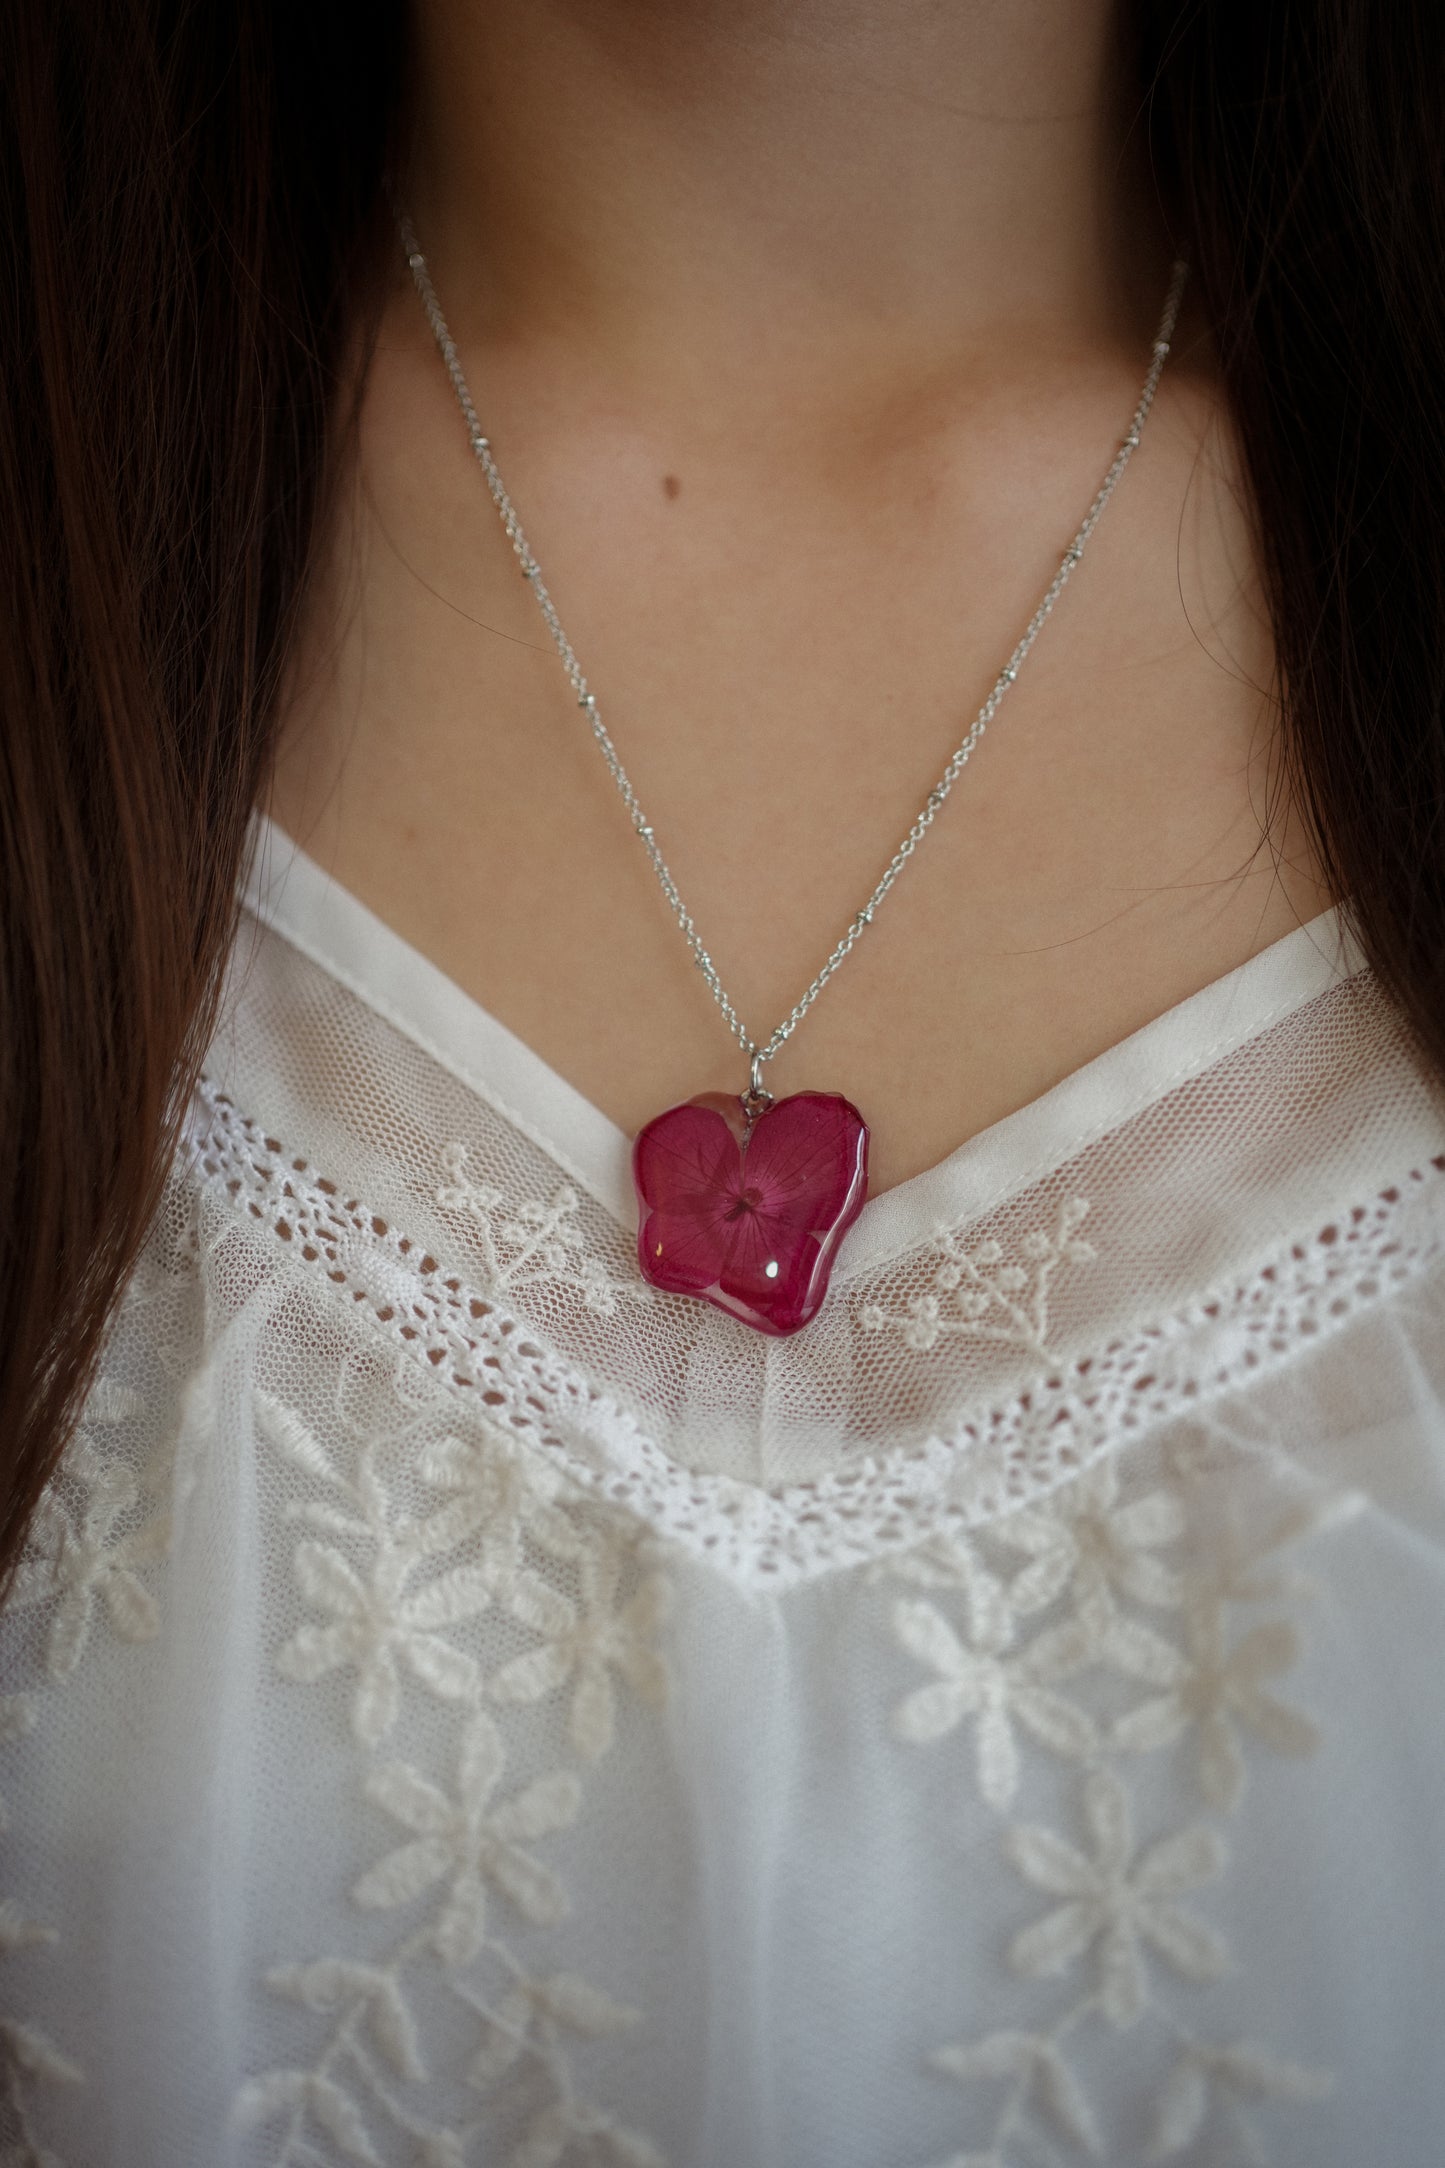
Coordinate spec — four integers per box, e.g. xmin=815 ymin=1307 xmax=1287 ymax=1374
xmin=3 ymin=812 xmax=1444 ymax=2168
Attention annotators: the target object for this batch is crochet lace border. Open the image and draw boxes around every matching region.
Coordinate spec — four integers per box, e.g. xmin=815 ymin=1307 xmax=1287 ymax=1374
xmin=185 ymin=1082 xmax=1445 ymax=1589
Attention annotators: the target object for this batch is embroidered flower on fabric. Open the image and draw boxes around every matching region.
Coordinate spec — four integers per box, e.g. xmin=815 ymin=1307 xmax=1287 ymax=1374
xmin=249 ymin=1365 xmax=673 ymax=2167
xmin=871 ymin=1530 xmax=989 ymax=1594
xmin=859 ymin=1197 xmax=1095 ymax=1358
xmin=413 ymin=1429 xmax=583 ymax=1608
xmin=929 ymin=2027 xmax=1102 ymax=2160
xmin=1111 ymin=1606 xmax=1319 ymax=1813
xmin=889 ymin=1443 xmax=1343 ymax=2167
xmin=1007 ymin=1767 xmax=1229 ymax=2029
xmin=354 ymin=1713 xmax=582 ymax=1969
xmin=265 ymin=1958 xmax=427 ymax=2084
xmin=490 ymin=1543 xmax=671 ymax=1762
xmin=991 ymin=1455 xmax=1185 ymax=1636
xmin=9 ymin=1442 xmax=167 ymax=1681
xmin=276 ymin=1535 xmax=490 ymax=1750
xmin=466 ymin=1969 xmax=666 ymax=2168
xmin=436 ymin=1144 xmax=650 ymax=1316
xmin=1146 ymin=2039 xmax=1333 ymax=2160
xmin=263 ymin=1393 xmax=587 ymax=1749
xmin=468 ymin=1971 xmax=639 ymax=2089
xmin=890 ymin=1577 xmax=1098 ymax=1812
xmin=0 ymin=1362 xmax=165 ymax=2160
xmin=232 ymin=2066 xmax=392 ymax=2165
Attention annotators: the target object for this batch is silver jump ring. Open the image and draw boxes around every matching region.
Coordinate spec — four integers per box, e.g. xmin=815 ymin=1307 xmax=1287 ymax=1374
xmin=741 ymin=1048 xmax=774 ymax=1118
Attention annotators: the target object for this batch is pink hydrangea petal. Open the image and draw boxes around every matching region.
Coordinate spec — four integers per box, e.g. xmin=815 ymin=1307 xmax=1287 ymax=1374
xmin=632 ymin=1101 xmax=741 ymax=1200
xmin=743 ymin=1097 xmax=871 ymax=1223
xmin=633 ymin=1104 xmax=747 ymax=1293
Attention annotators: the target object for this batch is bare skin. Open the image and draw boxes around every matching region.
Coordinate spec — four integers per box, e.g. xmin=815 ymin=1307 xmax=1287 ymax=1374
xmin=270 ymin=0 xmax=1333 ymax=1197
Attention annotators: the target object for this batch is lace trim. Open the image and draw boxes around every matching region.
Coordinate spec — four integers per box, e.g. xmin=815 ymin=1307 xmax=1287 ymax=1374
xmin=187 ymin=1081 xmax=1445 ymax=1589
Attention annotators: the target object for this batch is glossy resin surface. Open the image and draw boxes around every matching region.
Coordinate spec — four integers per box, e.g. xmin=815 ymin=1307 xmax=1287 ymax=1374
xmin=632 ymin=1090 xmax=870 ymax=1335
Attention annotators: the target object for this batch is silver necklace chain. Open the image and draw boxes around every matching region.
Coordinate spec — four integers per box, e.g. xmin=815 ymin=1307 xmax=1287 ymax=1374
xmin=398 ymin=209 xmax=1188 ymax=1103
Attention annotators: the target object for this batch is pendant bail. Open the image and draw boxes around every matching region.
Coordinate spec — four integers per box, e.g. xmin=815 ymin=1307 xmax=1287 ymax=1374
xmin=741 ymin=1047 xmax=774 ymax=1121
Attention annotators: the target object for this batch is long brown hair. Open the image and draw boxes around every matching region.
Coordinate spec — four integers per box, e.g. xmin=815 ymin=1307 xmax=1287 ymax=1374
xmin=1 ymin=0 xmax=1442 ymax=1588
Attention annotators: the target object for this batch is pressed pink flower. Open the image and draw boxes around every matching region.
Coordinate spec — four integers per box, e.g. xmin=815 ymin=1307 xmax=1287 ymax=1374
xmin=632 ymin=1091 xmax=868 ymax=1336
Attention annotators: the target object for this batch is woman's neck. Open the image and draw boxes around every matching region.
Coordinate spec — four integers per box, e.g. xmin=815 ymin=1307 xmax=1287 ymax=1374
xmin=404 ymin=0 xmax=1161 ymax=397
xmin=271 ymin=0 xmax=1332 ymax=1201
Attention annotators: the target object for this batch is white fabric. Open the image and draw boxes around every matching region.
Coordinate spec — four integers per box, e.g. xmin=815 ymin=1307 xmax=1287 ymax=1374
xmin=4 ymin=812 xmax=1445 ymax=2168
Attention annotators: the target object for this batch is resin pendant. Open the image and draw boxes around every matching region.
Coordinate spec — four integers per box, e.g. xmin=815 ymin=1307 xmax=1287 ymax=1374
xmin=632 ymin=1089 xmax=869 ymax=1336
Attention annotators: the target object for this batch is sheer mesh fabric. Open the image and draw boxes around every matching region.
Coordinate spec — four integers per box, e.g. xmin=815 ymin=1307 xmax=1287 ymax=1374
xmin=2 ymin=841 xmax=1444 ymax=2168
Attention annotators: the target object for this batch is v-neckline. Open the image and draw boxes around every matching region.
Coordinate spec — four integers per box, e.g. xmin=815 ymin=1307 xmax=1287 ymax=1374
xmin=240 ymin=812 xmax=1361 ymax=1281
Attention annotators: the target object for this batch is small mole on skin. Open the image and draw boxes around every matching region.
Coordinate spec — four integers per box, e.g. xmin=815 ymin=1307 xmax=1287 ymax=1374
xmin=662 ymin=473 xmax=681 ymax=500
